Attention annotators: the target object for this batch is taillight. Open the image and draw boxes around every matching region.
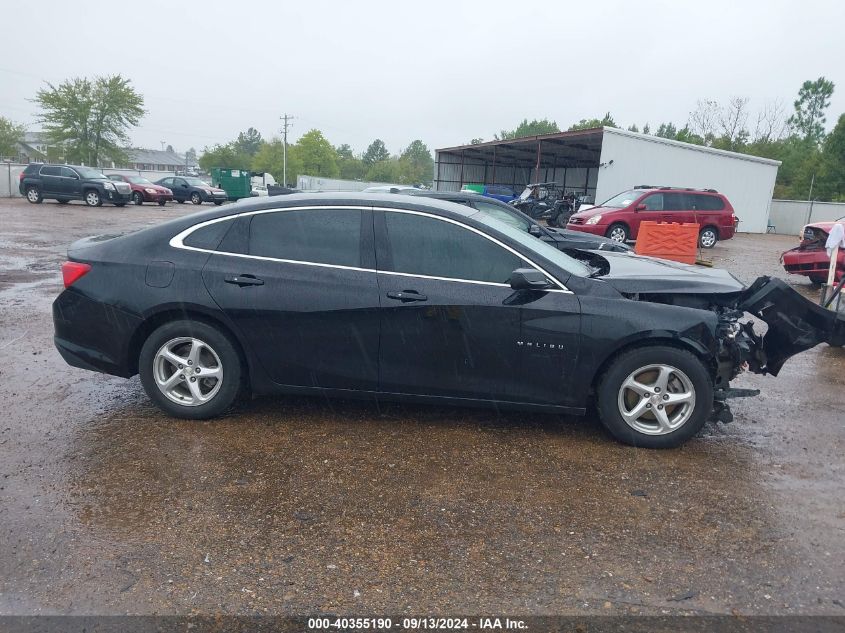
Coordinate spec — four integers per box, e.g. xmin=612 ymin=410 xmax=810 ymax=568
xmin=61 ymin=261 xmax=91 ymax=288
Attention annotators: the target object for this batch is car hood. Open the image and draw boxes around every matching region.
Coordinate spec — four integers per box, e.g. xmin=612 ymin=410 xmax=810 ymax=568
xmin=570 ymin=205 xmax=612 ymax=220
xmin=596 ymin=251 xmax=745 ymax=294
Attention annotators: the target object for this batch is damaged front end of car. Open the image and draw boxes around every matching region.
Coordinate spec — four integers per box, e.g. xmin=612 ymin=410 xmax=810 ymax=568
xmin=603 ymin=265 xmax=845 ymax=423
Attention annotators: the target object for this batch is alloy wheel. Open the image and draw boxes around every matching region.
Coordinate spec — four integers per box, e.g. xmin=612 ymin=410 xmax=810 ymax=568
xmin=617 ymin=363 xmax=696 ymax=435
xmin=153 ymin=337 xmax=223 ymax=407
xmin=700 ymin=229 xmax=717 ymax=248
xmin=86 ymin=191 xmax=100 ymax=206
xmin=27 ymin=188 xmax=40 ymax=202
xmin=609 ymin=226 xmax=627 ymax=242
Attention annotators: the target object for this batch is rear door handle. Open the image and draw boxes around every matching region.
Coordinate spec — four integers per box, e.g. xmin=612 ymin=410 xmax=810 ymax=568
xmin=224 ymin=274 xmax=264 ymax=287
xmin=386 ymin=290 xmax=427 ymax=303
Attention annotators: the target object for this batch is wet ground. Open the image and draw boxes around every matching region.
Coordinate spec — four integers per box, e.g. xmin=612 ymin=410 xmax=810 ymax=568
xmin=0 ymin=198 xmax=843 ymax=616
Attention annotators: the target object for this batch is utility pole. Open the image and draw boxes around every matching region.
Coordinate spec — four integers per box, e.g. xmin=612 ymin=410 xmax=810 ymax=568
xmin=280 ymin=113 xmax=294 ymax=186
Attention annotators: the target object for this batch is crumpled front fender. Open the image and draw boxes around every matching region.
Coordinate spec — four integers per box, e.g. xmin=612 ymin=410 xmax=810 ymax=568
xmin=738 ymin=276 xmax=845 ymax=375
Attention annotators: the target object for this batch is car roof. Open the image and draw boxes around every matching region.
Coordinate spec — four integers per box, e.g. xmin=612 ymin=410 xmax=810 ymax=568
xmin=405 ymin=190 xmax=515 ymax=209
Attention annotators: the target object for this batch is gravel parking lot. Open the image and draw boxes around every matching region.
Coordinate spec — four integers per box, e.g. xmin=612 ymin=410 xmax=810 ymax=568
xmin=0 ymin=198 xmax=843 ymax=617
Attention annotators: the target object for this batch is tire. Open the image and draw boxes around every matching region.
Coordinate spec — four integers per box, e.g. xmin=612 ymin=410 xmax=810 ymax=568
xmin=809 ymin=275 xmax=826 ymax=285
xmin=177 ymin=199 xmax=185 ymax=204
xmin=214 ymin=200 xmax=223 ymax=206
xmin=699 ymin=226 xmax=718 ymax=249
xmin=596 ymin=346 xmax=713 ymax=448
xmin=56 ymin=199 xmax=68 ymax=205
xmin=25 ymin=186 xmax=43 ymax=204
xmin=190 ymin=192 xmax=202 ymax=205
xmin=132 ymin=191 xmax=144 ymax=206
xmin=115 ymin=203 xmax=126 ymax=208
xmin=84 ymin=190 xmax=102 ymax=207
xmin=158 ymin=200 xmax=167 ymax=206
xmin=139 ymin=320 xmax=242 ymax=419
xmin=606 ymin=223 xmax=629 ymax=243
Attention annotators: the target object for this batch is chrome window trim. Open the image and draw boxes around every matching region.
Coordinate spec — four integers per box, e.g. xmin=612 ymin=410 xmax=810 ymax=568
xmin=169 ymin=205 xmax=571 ymax=293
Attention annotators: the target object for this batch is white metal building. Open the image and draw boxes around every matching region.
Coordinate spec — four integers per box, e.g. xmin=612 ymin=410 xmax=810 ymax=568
xmin=434 ymin=127 xmax=781 ymax=233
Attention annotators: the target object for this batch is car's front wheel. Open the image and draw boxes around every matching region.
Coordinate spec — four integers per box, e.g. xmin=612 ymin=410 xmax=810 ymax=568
xmin=158 ymin=200 xmax=167 ymax=206
xmin=85 ymin=190 xmax=102 ymax=207
xmin=596 ymin=346 xmax=712 ymax=448
xmin=606 ymin=223 xmax=629 ymax=243
xmin=139 ymin=320 xmax=242 ymax=419
xmin=26 ymin=186 xmax=43 ymax=204
xmin=132 ymin=191 xmax=144 ymax=205
xmin=190 ymin=192 xmax=202 ymax=205
xmin=699 ymin=227 xmax=718 ymax=248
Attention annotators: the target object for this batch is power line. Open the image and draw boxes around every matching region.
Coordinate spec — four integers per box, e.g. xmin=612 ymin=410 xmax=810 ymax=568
xmin=280 ymin=113 xmax=294 ymax=186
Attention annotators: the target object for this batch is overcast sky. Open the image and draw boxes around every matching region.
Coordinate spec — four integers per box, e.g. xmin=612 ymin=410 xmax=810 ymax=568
xmin=2 ymin=0 xmax=843 ymax=156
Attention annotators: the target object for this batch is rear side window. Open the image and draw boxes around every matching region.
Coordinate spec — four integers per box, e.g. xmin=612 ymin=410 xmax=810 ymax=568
xmin=40 ymin=165 xmax=61 ymax=176
xmin=183 ymin=219 xmax=233 ymax=250
xmin=690 ymin=194 xmax=725 ymax=211
xmin=384 ymin=211 xmax=523 ymax=284
xmin=248 ymin=209 xmax=362 ymax=267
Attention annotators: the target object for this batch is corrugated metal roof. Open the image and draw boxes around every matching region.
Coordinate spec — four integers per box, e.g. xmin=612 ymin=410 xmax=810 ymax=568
xmin=125 ymin=148 xmax=197 ymax=167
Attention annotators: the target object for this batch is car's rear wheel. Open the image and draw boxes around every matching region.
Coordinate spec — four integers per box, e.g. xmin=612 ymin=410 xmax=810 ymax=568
xmin=85 ymin=190 xmax=102 ymax=207
xmin=26 ymin=186 xmax=43 ymax=204
xmin=190 ymin=192 xmax=202 ymax=205
xmin=139 ymin=320 xmax=242 ymax=419
xmin=596 ymin=346 xmax=712 ymax=448
xmin=132 ymin=191 xmax=144 ymax=205
xmin=699 ymin=227 xmax=718 ymax=248
xmin=606 ymin=223 xmax=629 ymax=243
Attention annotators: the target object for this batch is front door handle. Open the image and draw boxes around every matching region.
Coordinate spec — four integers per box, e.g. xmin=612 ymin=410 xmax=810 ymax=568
xmin=224 ymin=274 xmax=264 ymax=287
xmin=386 ymin=290 xmax=427 ymax=303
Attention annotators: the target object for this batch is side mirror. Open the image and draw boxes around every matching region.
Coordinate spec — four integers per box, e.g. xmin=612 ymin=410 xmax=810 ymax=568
xmin=635 ymin=203 xmax=647 ymax=211
xmin=509 ymin=268 xmax=552 ymax=291
xmin=528 ymin=224 xmax=542 ymax=237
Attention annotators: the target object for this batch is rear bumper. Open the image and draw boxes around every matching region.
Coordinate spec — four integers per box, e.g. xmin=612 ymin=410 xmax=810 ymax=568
xmin=53 ymin=290 xmax=140 ymax=377
xmin=718 ymin=225 xmax=736 ymax=240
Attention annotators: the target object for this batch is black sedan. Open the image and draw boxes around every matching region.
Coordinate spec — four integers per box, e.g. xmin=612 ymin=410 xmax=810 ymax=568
xmin=406 ymin=191 xmax=631 ymax=253
xmin=154 ymin=176 xmax=228 ymax=205
xmin=52 ymin=193 xmax=843 ymax=448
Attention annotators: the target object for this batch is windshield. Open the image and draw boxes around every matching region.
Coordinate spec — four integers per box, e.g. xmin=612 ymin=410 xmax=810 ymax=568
xmin=518 ymin=187 xmax=533 ymax=200
xmin=127 ymin=176 xmax=152 ymax=185
xmin=600 ymin=189 xmax=641 ymax=208
xmin=76 ymin=167 xmax=107 ymax=179
xmin=185 ymin=177 xmax=211 ymax=186
xmin=475 ymin=213 xmax=591 ymax=278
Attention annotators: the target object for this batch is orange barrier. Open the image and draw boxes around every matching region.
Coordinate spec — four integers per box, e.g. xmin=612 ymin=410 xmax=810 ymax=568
xmin=634 ymin=221 xmax=699 ymax=264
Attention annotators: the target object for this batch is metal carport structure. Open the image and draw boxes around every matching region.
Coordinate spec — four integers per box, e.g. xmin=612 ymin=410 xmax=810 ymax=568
xmin=434 ymin=127 xmax=605 ymax=201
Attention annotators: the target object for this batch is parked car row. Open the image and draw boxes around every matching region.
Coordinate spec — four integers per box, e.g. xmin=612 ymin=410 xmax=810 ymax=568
xmin=18 ymin=163 xmax=228 ymax=207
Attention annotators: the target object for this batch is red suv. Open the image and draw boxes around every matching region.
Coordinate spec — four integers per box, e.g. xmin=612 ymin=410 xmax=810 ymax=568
xmin=567 ymin=187 xmax=737 ymax=248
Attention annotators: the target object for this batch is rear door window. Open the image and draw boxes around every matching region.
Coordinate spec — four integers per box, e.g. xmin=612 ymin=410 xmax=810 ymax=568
xmin=692 ymin=194 xmax=725 ymax=211
xmin=248 ymin=208 xmax=362 ymax=268
xmin=40 ymin=165 xmax=61 ymax=177
xmin=60 ymin=167 xmax=78 ymax=178
xmin=662 ymin=193 xmax=686 ymax=210
xmin=383 ymin=211 xmax=524 ymax=284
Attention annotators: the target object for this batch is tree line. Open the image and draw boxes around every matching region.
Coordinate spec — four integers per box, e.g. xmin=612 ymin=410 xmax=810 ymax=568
xmin=2 ymin=74 xmax=842 ymax=199
xmin=198 ymin=129 xmax=435 ymax=187
xmin=479 ymin=77 xmax=843 ymax=202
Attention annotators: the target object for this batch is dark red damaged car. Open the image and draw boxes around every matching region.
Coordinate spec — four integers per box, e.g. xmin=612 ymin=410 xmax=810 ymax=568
xmin=781 ymin=218 xmax=845 ymax=284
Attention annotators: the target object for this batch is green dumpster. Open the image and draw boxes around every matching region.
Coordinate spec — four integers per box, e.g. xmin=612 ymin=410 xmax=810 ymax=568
xmin=210 ymin=168 xmax=252 ymax=201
